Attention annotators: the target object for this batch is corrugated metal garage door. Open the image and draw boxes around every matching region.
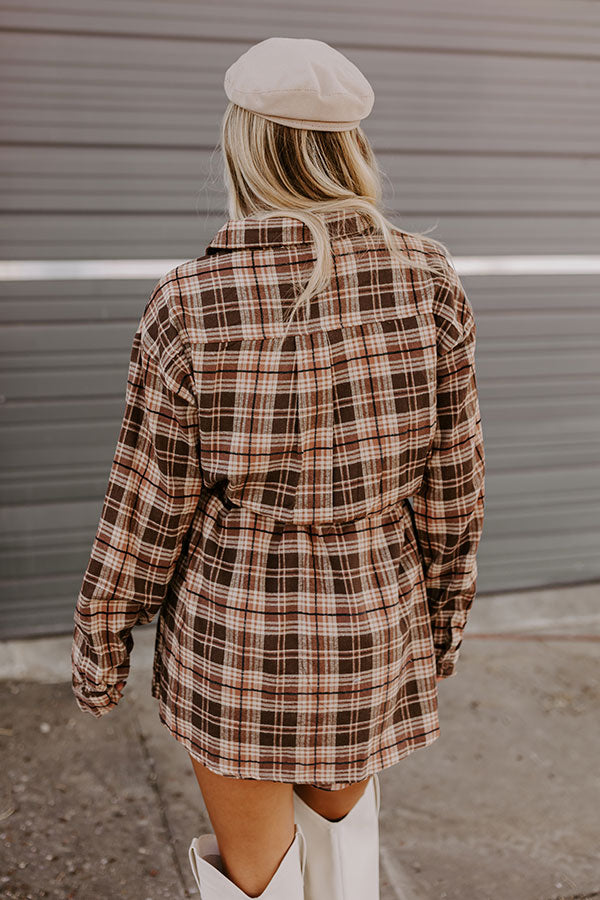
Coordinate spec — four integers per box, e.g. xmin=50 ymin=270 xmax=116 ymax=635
xmin=1 ymin=1 xmax=599 ymax=637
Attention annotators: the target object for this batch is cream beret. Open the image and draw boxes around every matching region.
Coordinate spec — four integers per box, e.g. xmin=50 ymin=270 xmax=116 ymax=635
xmin=224 ymin=37 xmax=374 ymax=132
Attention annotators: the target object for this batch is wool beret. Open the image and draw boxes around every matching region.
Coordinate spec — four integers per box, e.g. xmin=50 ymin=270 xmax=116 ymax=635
xmin=224 ymin=37 xmax=374 ymax=132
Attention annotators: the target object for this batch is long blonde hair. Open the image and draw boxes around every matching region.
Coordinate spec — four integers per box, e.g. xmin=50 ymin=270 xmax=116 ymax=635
xmin=220 ymin=102 xmax=450 ymax=337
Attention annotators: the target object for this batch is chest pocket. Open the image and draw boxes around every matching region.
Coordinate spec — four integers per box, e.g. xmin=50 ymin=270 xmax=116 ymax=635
xmin=193 ymin=315 xmax=436 ymax=526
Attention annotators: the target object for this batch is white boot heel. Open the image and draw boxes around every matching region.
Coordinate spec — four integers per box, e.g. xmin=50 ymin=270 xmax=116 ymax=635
xmin=292 ymin=773 xmax=381 ymax=900
xmin=188 ymin=822 xmax=307 ymax=899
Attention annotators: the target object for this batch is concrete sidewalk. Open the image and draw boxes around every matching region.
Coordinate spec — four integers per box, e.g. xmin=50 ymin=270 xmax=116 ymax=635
xmin=1 ymin=584 xmax=599 ymax=900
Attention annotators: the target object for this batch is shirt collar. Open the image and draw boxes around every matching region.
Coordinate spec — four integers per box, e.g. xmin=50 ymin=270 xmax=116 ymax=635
xmin=205 ymin=207 xmax=374 ymax=253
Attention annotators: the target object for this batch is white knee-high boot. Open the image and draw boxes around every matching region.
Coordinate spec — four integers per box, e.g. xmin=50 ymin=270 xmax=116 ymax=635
xmin=188 ymin=822 xmax=307 ymax=899
xmin=292 ymin=773 xmax=381 ymax=900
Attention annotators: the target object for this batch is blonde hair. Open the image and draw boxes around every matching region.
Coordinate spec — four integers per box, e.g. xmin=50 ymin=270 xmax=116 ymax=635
xmin=220 ymin=102 xmax=451 ymax=337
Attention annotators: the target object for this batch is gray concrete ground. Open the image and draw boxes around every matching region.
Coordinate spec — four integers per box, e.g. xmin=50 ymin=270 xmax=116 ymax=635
xmin=1 ymin=583 xmax=599 ymax=900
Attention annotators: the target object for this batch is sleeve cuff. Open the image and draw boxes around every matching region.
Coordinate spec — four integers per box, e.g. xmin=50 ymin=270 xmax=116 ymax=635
xmin=72 ymin=676 xmax=122 ymax=718
xmin=435 ymin=654 xmax=458 ymax=678
xmin=430 ymin=617 xmax=466 ymax=678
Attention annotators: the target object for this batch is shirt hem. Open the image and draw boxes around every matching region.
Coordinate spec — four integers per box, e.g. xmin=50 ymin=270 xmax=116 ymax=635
xmin=150 ymin=687 xmax=441 ymax=791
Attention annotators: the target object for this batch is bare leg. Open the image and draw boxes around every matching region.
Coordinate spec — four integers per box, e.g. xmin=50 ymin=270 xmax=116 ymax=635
xmin=188 ymin=754 xmax=371 ymax=895
xmin=293 ymin=779 xmax=370 ymax=821
xmin=189 ymin=754 xmax=297 ymax=897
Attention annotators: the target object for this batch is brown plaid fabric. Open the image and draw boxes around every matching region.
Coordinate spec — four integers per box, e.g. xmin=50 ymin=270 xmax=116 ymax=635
xmin=71 ymin=207 xmax=485 ymax=790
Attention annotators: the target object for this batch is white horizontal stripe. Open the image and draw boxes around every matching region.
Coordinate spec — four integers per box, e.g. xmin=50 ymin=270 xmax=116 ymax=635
xmin=0 ymin=260 xmax=180 ymax=281
xmin=1 ymin=256 xmax=600 ymax=281
xmin=454 ymin=256 xmax=600 ymax=275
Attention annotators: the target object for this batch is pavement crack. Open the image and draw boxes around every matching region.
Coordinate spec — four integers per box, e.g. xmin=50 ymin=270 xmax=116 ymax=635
xmin=132 ymin=707 xmax=190 ymax=898
xmin=549 ymin=892 xmax=600 ymax=899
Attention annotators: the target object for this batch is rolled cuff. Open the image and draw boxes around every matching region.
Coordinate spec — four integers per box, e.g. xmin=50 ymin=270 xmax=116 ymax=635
xmin=72 ymin=675 xmax=122 ymax=718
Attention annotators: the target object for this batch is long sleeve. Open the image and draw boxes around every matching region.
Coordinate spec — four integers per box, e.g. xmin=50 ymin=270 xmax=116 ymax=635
xmin=412 ymin=255 xmax=486 ymax=678
xmin=71 ymin=282 xmax=204 ymax=717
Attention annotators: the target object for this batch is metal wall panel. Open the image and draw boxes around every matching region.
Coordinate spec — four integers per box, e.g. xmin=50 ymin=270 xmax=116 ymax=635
xmin=1 ymin=2 xmax=599 ymax=636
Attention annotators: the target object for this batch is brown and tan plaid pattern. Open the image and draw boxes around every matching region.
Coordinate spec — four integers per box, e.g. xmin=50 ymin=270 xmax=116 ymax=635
xmin=71 ymin=207 xmax=485 ymax=790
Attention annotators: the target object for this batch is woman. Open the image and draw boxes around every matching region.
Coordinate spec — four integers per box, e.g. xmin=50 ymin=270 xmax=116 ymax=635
xmin=71 ymin=37 xmax=485 ymax=900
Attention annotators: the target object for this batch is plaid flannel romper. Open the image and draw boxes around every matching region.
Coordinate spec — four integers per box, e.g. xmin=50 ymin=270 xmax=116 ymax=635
xmin=71 ymin=207 xmax=486 ymax=791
